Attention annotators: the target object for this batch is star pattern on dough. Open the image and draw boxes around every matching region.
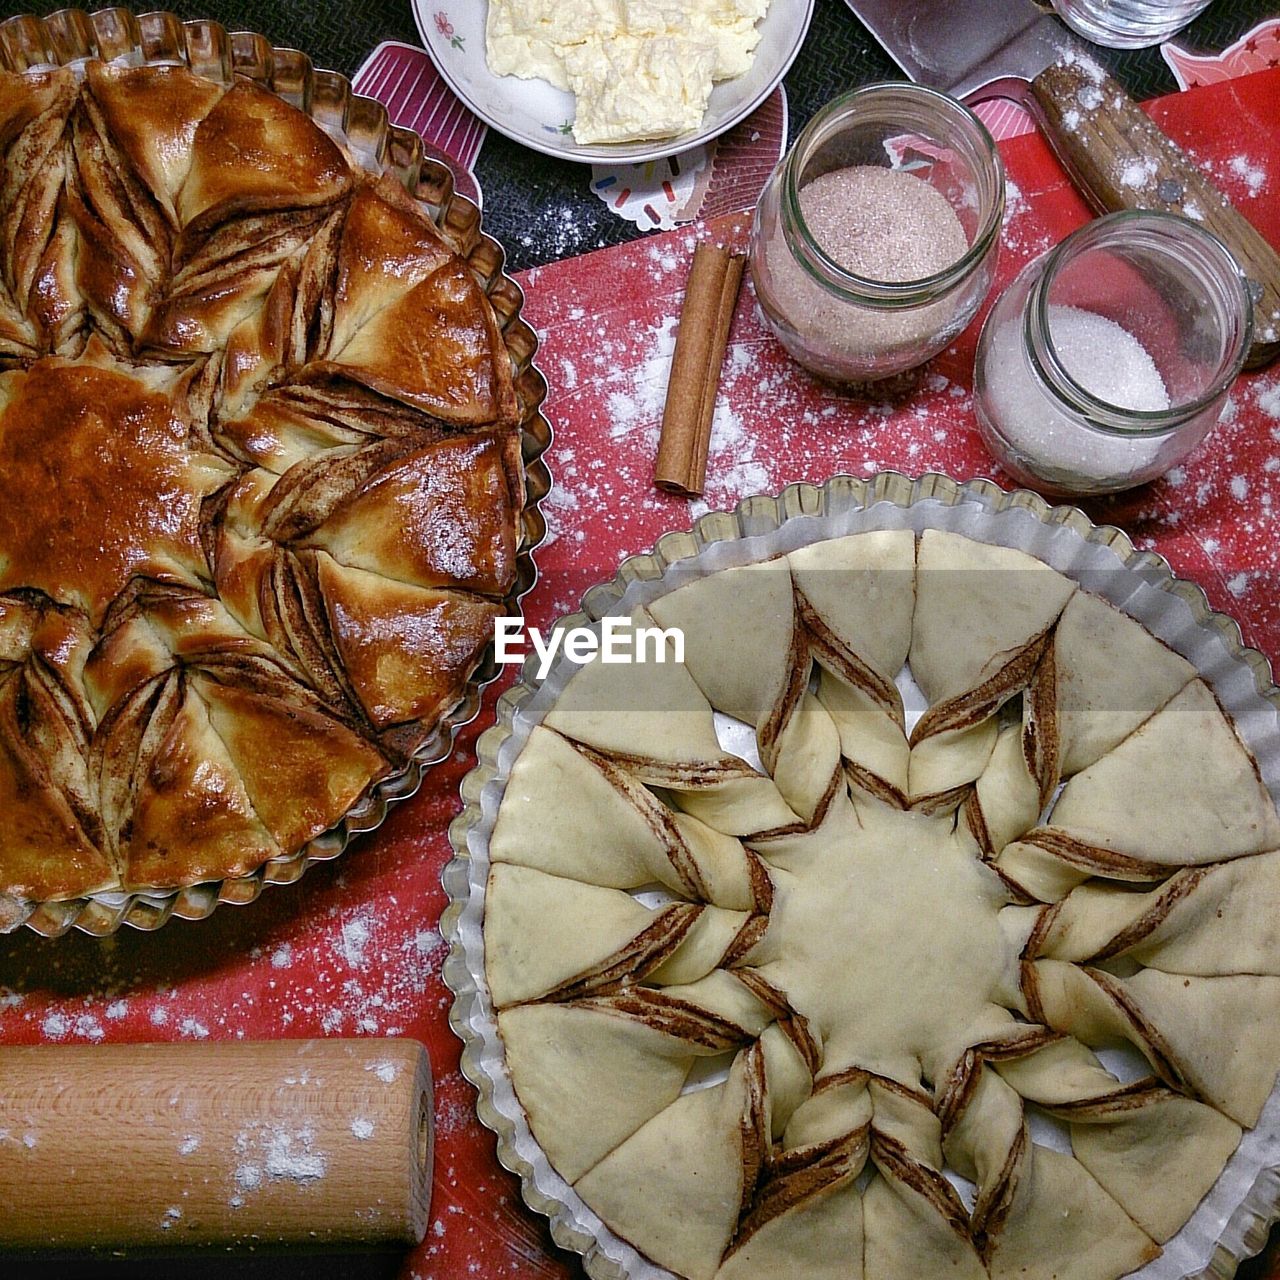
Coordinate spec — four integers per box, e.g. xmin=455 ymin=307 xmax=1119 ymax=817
xmin=0 ymin=63 xmax=521 ymax=902
xmin=484 ymin=529 xmax=1280 ymax=1280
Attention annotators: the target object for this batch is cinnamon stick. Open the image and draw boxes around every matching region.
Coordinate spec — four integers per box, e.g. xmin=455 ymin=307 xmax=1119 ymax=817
xmin=654 ymin=242 xmax=745 ymax=498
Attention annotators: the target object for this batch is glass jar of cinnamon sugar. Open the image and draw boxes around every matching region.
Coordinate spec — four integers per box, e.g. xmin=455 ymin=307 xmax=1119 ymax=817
xmin=750 ymin=84 xmax=1004 ymax=386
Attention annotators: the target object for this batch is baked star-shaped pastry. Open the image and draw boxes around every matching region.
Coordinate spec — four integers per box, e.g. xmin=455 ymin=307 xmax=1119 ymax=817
xmin=0 ymin=59 xmax=524 ymax=905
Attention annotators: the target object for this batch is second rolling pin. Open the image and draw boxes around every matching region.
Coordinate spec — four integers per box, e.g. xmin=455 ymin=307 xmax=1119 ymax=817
xmin=0 ymin=1037 xmax=432 ymax=1251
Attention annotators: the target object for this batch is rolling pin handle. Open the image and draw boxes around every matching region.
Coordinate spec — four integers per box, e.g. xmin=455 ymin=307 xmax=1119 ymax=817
xmin=1025 ymin=58 xmax=1280 ymax=369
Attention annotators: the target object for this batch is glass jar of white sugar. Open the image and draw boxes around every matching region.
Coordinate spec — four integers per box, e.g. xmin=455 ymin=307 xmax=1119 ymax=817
xmin=974 ymin=211 xmax=1252 ymax=496
xmin=750 ymin=84 xmax=1005 ymax=386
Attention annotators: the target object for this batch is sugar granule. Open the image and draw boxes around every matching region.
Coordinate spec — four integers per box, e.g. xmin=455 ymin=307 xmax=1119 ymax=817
xmin=762 ymin=165 xmax=971 ymax=372
xmin=73 ymin=1014 xmax=104 ymax=1041
xmin=1120 ymin=158 xmax=1157 ymax=190
xmin=1045 ymin=308 xmax=1168 ymax=411
xmin=41 ymin=1011 xmax=69 ymax=1039
xmin=232 ymin=1123 xmax=328 ymax=1198
xmin=336 ymin=910 xmax=374 ymax=969
xmin=264 ymin=1130 xmax=326 ymax=1181
xmin=981 ymin=306 xmax=1171 ymax=486
xmin=413 ymin=929 xmax=441 ymax=955
xmin=796 ymin=167 xmax=967 ymax=283
xmin=1258 ymin=381 xmax=1280 ymax=421
xmin=1229 ymin=155 xmax=1266 ymax=197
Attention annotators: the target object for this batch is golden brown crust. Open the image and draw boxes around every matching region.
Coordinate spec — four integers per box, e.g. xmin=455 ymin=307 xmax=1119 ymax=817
xmin=0 ymin=67 xmax=77 ymax=320
xmin=118 ymin=680 xmax=282 ymax=890
xmin=302 ymin=429 xmax=523 ymax=594
xmin=177 ymin=77 xmax=351 ymax=235
xmin=0 ymin=710 xmax=112 ymax=900
xmin=83 ymin=63 xmax=224 ymax=227
xmin=192 ymin=673 xmax=387 ymax=852
xmin=0 ymin=606 xmax=111 ymax=899
xmin=317 ymin=254 xmax=519 ymax=425
xmin=0 ymin=351 xmax=232 ymax=622
xmin=327 ymin=182 xmax=455 ymax=355
xmin=315 ymin=552 xmax=502 ymax=730
xmin=0 ymin=62 xmax=524 ymax=902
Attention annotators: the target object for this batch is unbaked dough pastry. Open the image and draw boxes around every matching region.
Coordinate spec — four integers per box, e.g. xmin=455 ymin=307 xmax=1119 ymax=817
xmin=0 ymin=63 xmax=522 ymax=902
xmin=485 ymin=529 xmax=1280 ymax=1280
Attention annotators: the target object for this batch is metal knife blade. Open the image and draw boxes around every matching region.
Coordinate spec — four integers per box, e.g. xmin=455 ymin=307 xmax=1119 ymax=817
xmin=845 ymin=0 xmax=1072 ymax=103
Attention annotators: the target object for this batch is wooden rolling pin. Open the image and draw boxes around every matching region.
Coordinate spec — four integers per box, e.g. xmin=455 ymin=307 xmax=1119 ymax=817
xmin=1027 ymin=59 xmax=1280 ymax=369
xmin=0 ymin=1039 xmax=432 ymax=1251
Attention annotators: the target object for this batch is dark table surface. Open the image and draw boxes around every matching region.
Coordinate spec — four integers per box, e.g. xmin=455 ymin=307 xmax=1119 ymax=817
xmin=11 ymin=0 xmax=1280 ymax=272
xmin=5 ymin=1 xmax=1280 ymax=1277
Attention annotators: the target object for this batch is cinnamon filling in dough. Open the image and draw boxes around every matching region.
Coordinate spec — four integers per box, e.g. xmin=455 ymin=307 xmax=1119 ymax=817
xmin=485 ymin=529 xmax=1280 ymax=1280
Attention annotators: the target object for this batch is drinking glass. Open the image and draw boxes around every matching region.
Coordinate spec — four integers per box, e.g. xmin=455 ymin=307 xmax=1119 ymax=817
xmin=1051 ymin=0 xmax=1216 ymax=50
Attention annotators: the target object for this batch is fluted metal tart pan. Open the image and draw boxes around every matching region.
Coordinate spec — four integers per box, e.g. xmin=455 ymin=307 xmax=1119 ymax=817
xmin=444 ymin=471 xmax=1280 ymax=1280
xmin=0 ymin=7 xmax=552 ymax=936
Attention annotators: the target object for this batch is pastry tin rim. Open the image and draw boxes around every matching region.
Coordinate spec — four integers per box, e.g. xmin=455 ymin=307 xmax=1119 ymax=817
xmin=0 ymin=6 xmax=553 ymax=937
xmin=443 ymin=470 xmax=1280 ymax=1280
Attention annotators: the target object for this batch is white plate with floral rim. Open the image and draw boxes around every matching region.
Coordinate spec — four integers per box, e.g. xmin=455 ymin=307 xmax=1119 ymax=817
xmin=411 ymin=0 xmax=814 ymax=164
